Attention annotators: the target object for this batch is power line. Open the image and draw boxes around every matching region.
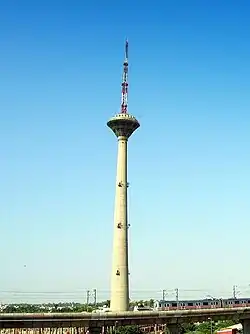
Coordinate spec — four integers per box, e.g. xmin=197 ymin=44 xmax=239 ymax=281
xmin=0 ymin=289 xmax=237 ymax=295
xmin=1 ymin=286 xmax=249 ymax=303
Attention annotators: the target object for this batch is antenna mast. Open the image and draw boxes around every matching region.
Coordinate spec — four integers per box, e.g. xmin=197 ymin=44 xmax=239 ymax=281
xmin=120 ymin=40 xmax=129 ymax=114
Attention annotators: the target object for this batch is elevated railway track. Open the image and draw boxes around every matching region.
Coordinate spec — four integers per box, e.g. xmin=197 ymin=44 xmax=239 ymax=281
xmin=1 ymin=307 xmax=250 ymax=329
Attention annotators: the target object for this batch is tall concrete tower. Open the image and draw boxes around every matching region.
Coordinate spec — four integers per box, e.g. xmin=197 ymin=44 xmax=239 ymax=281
xmin=107 ymin=41 xmax=140 ymax=312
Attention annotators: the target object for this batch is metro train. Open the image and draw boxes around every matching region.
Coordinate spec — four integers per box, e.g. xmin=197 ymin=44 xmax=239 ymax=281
xmin=154 ymin=298 xmax=250 ymax=310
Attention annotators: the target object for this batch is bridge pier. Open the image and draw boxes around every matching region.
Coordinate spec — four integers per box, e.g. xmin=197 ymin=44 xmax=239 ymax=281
xmin=166 ymin=324 xmax=182 ymax=334
xmin=242 ymin=320 xmax=250 ymax=334
xmin=88 ymin=327 xmax=102 ymax=334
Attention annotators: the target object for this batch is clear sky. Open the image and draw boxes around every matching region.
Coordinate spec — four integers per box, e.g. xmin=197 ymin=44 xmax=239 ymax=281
xmin=1 ymin=0 xmax=250 ymax=303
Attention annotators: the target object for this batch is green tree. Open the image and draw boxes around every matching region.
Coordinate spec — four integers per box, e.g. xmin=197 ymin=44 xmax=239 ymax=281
xmin=180 ymin=323 xmax=196 ymax=333
xmin=144 ymin=299 xmax=154 ymax=307
xmin=181 ymin=320 xmax=240 ymax=334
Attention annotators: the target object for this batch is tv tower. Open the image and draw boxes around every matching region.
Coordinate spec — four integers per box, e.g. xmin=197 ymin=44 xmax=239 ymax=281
xmin=107 ymin=40 xmax=140 ymax=312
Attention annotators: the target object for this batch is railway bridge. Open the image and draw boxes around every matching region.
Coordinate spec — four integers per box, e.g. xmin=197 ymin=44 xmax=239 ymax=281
xmin=1 ymin=308 xmax=250 ymax=334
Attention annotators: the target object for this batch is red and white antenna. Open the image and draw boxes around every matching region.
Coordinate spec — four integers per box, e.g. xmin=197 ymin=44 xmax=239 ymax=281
xmin=120 ymin=40 xmax=129 ymax=114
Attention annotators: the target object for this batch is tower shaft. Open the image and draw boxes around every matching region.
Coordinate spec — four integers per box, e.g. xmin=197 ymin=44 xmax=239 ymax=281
xmin=110 ymin=136 xmax=129 ymax=311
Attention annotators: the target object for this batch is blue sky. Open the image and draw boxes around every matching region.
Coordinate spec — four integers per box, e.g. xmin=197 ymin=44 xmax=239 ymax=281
xmin=1 ymin=0 xmax=250 ymax=303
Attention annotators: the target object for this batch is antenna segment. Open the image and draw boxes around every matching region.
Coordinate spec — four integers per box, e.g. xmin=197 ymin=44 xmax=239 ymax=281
xmin=120 ymin=40 xmax=129 ymax=114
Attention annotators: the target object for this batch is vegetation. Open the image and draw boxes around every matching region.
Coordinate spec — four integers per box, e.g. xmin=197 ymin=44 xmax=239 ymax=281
xmin=0 ymin=299 xmax=155 ymax=313
xmin=181 ymin=320 xmax=239 ymax=334
xmin=132 ymin=299 xmax=155 ymax=308
xmin=0 ymin=300 xmax=112 ymax=313
xmin=108 ymin=321 xmax=240 ymax=334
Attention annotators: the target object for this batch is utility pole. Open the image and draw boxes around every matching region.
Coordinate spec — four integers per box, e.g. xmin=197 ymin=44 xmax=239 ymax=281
xmin=93 ymin=289 xmax=97 ymax=306
xmin=208 ymin=318 xmax=213 ymax=334
xmin=86 ymin=290 xmax=90 ymax=306
xmin=175 ymin=288 xmax=179 ymax=302
xmin=162 ymin=289 xmax=166 ymax=301
xmin=233 ymin=285 xmax=237 ymax=299
xmin=175 ymin=288 xmax=179 ymax=308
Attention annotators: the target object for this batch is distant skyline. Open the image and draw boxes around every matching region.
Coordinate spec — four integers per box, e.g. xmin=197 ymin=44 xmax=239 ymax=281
xmin=1 ymin=0 xmax=250 ymax=303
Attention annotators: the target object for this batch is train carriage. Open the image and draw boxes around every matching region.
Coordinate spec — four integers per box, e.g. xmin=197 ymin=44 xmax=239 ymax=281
xmin=154 ymin=298 xmax=250 ymax=311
